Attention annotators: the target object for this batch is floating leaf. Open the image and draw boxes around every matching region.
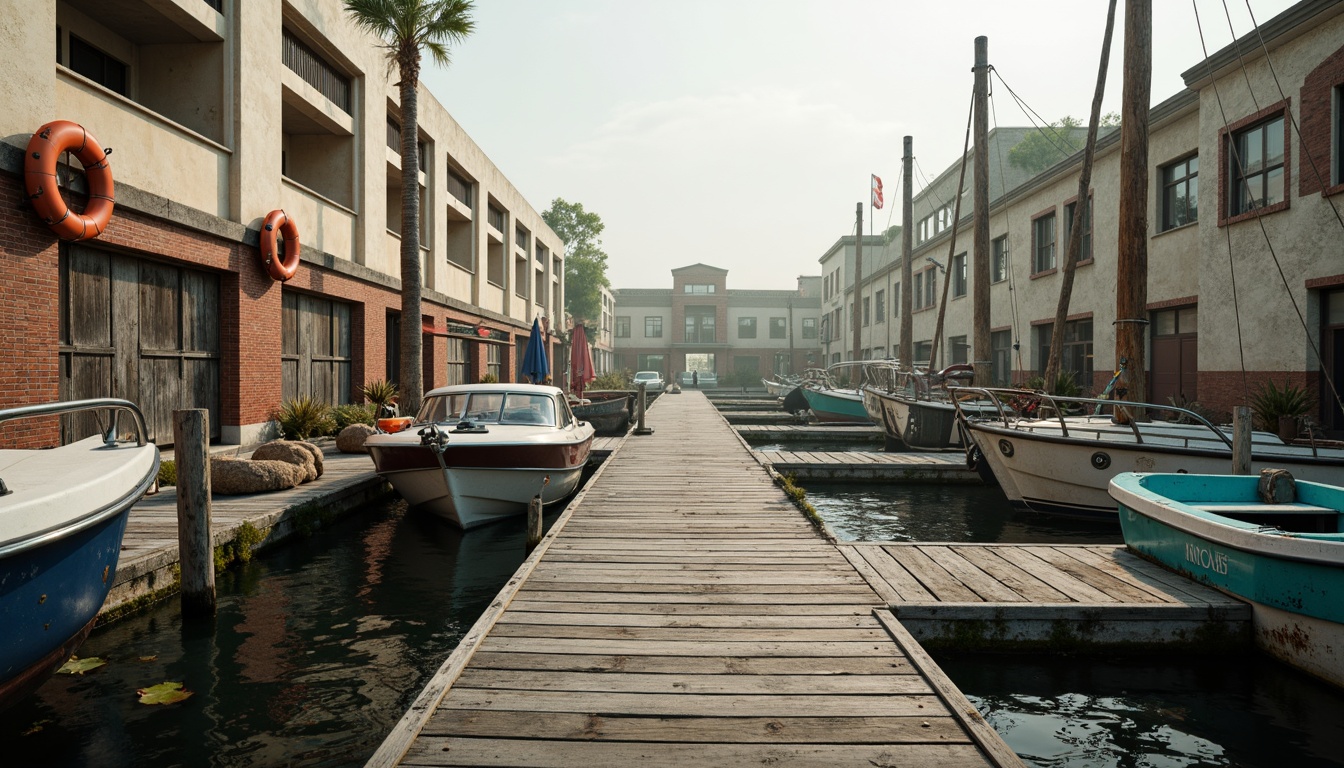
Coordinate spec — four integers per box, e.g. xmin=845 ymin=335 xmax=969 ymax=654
xmin=138 ymin=656 xmax=158 ymax=662
xmin=137 ymin=681 xmax=193 ymax=705
xmin=57 ymin=656 xmax=106 ymax=675
xmin=21 ymin=719 xmax=51 ymax=736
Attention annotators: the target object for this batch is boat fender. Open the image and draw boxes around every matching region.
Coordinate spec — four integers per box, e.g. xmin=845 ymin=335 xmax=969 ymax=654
xmin=259 ymin=209 xmax=301 ymax=281
xmin=24 ymin=120 xmax=115 ymax=241
xmin=1258 ymin=468 xmax=1296 ymax=504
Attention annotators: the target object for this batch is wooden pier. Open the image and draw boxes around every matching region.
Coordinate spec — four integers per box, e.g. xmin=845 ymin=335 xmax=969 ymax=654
xmin=369 ymin=391 xmax=1022 ymax=767
xmin=760 ymin=449 xmax=980 ymax=483
xmin=735 ymin=424 xmax=884 ymax=442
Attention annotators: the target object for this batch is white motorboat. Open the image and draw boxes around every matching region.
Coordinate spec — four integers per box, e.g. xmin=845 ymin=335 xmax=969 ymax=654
xmin=365 ymin=383 xmax=595 ymax=529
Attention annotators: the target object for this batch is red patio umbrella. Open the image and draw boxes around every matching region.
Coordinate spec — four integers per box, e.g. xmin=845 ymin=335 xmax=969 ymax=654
xmin=570 ymin=324 xmax=596 ymax=399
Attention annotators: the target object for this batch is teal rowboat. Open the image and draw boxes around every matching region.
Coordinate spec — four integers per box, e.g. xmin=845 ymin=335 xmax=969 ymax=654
xmin=1110 ymin=472 xmax=1344 ymax=688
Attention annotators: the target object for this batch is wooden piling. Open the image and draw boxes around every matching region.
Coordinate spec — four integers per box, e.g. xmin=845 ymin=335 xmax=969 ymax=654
xmin=633 ymin=382 xmax=654 ymax=435
xmin=1233 ymin=406 xmax=1253 ymax=475
xmin=526 ymin=494 xmax=543 ymax=554
xmin=173 ymin=408 xmax=216 ymax=618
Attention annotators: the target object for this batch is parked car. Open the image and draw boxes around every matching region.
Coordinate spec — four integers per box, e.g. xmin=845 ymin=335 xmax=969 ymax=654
xmin=632 ymin=371 xmax=665 ymax=392
xmin=697 ymin=371 xmax=718 ymax=389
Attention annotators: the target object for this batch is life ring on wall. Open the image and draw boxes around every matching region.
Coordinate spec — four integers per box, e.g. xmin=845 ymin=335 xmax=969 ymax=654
xmin=24 ymin=120 xmax=115 ymax=241
xmin=260 ymin=209 xmax=300 ymax=281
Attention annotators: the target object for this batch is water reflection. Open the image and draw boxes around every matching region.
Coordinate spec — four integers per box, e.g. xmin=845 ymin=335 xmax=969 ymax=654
xmin=939 ymin=653 xmax=1344 ymax=768
xmin=1 ymin=499 xmax=548 ymax=767
xmin=803 ymin=482 xmax=1123 ymax=545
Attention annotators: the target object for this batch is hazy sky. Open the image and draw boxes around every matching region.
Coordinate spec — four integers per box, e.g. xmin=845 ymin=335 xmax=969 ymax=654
xmin=421 ymin=0 xmax=1298 ymax=291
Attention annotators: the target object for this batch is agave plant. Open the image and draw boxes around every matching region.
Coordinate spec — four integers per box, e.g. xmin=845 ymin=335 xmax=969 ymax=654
xmin=360 ymin=379 xmax=399 ymax=411
xmin=273 ymin=395 xmax=335 ymax=440
xmin=1249 ymin=379 xmax=1313 ymax=433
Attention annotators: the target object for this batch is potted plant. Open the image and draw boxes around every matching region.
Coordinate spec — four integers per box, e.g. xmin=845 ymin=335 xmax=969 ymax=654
xmin=1249 ymin=378 xmax=1314 ymax=441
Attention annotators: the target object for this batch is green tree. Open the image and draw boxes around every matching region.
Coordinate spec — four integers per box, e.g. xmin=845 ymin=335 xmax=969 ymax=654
xmin=542 ymin=198 xmax=611 ymax=323
xmin=344 ymin=0 xmax=474 ymax=414
xmin=1009 ymin=114 xmax=1121 ymax=174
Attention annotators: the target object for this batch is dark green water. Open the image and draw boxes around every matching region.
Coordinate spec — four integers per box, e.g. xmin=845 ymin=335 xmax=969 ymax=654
xmin=803 ymin=481 xmax=1125 ymax=544
xmin=0 ymin=498 xmax=552 ymax=768
xmin=939 ymin=653 xmax=1344 ymax=767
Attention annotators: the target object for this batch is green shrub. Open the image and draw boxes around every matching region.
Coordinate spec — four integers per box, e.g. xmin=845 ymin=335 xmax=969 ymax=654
xmin=273 ymin=395 xmax=335 ymax=440
xmin=590 ymin=369 xmax=631 ymax=390
xmin=157 ymin=459 xmax=177 ymax=487
xmin=360 ymin=379 xmax=399 ymax=410
xmin=1250 ymin=379 xmax=1313 ymax=432
xmin=333 ymin=403 xmax=375 ymax=431
xmin=1022 ymin=372 xmax=1082 ymax=397
xmin=480 ymin=373 xmax=498 ymax=384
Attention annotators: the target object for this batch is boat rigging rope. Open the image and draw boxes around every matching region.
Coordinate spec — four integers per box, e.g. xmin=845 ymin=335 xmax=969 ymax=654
xmin=1192 ymin=0 xmax=1344 ymax=419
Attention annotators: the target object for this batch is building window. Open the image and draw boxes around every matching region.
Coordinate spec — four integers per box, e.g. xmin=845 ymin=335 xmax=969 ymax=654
xmin=991 ymin=330 xmax=1013 ymax=386
xmin=644 ymin=316 xmax=663 ymax=338
xmin=69 ymin=36 xmax=127 ymax=96
xmin=913 ymin=268 xmax=937 ymax=310
xmin=914 ymin=340 xmax=932 ymax=365
xmin=685 ymin=307 xmax=716 ymax=343
xmin=1161 ymin=155 xmax=1198 ymax=231
xmin=684 ymin=284 xmax=716 ymax=294
xmin=446 ymin=338 xmax=469 ymax=385
xmin=1064 ymin=198 xmax=1092 ymax=263
xmin=637 ymin=354 xmax=665 ymax=372
xmin=948 ymin=334 xmax=968 ymax=365
xmin=874 ymin=290 xmax=885 ymax=323
xmin=283 ymin=29 xmax=351 ymax=113
xmin=802 ymin=317 xmax=818 ymax=339
xmin=913 ymin=272 xmax=924 ymax=310
xmin=892 ymin=283 xmax=900 ymax=317
xmin=615 ymin=316 xmax=630 ymax=338
xmin=769 ymin=317 xmax=787 ymax=339
xmin=774 ymin=352 xmax=791 ymax=375
xmin=1228 ymin=114 xmax=1286 ymax=216
xmin=1035 ymin=319 xmax=1093 ymax=388
xmin=486 ymin=343 xmax=502 ymax=381
xmin=862 ymin=297 xmax=871 ymax=327
xmin=734 ymin=356 xmax=761 ymax=376
xmin=738 ymin=317 xmax=757 ymax=339
xmin=951 ymin=253 xmax=967 ymax=298
xmin=1033 ymin=212 xmax=1057 ymax=273
xmin=992 ymin=236 xmax=1008 ymax=283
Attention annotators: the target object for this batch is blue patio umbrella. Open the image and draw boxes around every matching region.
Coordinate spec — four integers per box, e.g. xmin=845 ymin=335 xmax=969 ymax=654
xmin=520 ymin=317 xmax=550 ymax=384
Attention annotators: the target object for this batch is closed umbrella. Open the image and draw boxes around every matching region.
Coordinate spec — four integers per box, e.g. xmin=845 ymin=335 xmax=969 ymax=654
xmin=570 ymin=324 xmax=596 ymax=399
xmin=520 ymin=317 xmax=550 ymax=384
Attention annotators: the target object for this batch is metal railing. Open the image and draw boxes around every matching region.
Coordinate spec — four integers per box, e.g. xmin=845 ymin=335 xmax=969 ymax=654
xmin=0 ymin=398 xmax=150 ymax=447
xmin=282 ymin=29 xmax=351 ymax=114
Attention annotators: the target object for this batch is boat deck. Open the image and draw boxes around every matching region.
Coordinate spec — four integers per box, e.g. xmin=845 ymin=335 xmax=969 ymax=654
xmin=369 ymin=390 xmax=1017 ymax=767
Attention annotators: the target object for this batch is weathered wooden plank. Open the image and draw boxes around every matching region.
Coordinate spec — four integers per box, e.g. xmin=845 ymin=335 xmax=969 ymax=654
xmin=476 ymin=637 xmax=903 ymax=658
xmin=991 ymin=547 xmax=1119 ymax=604
xmin=1023 ymin=546 xmax=1161 ymax=603
xmin=453 ymin=669 xmax=929 ymax=695
xmin=919 ymin=546 xmax=1028 ymax=603
xmin=465 ymin=652 xmax=913 ymax=676
xmin=487 ymin=624 xmax=889 ymax=642
xmin=437 ymin=689 xmax=946 ymax=717
xmin=421 ymin=711 xmax=969 ymax=744
xmin=847 ymin=545 xmax=937 ymax=602
xmin=949 ymin=546 xmax=1071 ymax=603
xmin=883 ymin=545 xmax=983 ymax=602
xmin=505 ymin=601 xmax=871 ymax=616
xmin=495 ymin=611 xmax=879 ymax=628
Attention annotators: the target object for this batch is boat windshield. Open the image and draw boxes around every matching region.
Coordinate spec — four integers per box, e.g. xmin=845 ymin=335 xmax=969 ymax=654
xmin=417 ymin=392 xmax=557 ymax=427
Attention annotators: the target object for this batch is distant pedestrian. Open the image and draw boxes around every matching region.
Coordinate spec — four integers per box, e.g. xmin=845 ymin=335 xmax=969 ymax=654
xmin=692 ymin=371 xmax=699 ymax=388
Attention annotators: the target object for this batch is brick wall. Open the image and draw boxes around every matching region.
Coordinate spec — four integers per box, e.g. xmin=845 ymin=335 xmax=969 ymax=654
xmin=0 ymin=171 xmax=60 ymax=447
xmin=1298 ymin=42 xmax=1344 ymax=197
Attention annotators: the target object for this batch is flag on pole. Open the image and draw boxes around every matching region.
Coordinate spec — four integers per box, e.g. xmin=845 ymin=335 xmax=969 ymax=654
xmin=871 ymin=174 xmax=884 ymax=209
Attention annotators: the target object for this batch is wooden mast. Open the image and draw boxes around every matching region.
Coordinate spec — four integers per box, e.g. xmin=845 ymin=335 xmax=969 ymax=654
xmin=1115 ymin=0 xmax=1151 ymax=419
xmin=900 ymin=136 xmax=913 ymax=370
xmin=972 ymin=36 xmax=991 ymax=386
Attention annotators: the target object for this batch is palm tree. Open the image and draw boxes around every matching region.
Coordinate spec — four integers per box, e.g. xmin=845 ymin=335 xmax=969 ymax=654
xmin=343 ymin=0 xmax=474 ymax=414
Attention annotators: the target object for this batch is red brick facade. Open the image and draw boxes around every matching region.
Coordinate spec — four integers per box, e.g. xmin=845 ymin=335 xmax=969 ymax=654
xmin=1298 ymin=42 xmax=1344 ymax=198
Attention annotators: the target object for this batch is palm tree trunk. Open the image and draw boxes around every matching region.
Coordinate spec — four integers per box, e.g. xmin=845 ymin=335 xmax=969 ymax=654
xmin=1044 ymin=0 xmax=1117 ymax=393
xmin=398 ymin=70 xmax=424 ymax=415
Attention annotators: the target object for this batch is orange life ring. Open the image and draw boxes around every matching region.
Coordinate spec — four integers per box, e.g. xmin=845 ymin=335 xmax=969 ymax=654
xmin=24 ymin=120 xmax=114 ymax=241
xmin=260 ymin=209 xmax=300 ymax=281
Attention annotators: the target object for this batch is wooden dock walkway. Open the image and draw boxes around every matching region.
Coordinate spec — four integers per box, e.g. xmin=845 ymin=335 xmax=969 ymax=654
xmin=735 ymin=424 xmax=884 ymax=442
xmin=760 ymin=449 xmax=979 ymax=483
xmin=370 ymin=390 xmax=1018 ymax=767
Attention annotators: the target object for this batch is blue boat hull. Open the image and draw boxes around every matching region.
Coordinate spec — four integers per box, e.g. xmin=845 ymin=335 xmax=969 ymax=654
xmin=0 ymin=504 xmax=132 ymax=709
xmin=1113 ymin=473 xmax=1344 ymax=687
xmin=800 ymin=388 xmax=872 ymax=424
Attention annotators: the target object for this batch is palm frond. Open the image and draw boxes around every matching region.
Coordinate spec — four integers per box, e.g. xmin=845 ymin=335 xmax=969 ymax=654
xmin=343 ymin=0 xmax=474 ymax=67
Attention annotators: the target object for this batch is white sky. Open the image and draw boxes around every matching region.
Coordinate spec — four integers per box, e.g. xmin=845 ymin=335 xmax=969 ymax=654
xmin=421 ymin=0 xmax=1299 ymax=291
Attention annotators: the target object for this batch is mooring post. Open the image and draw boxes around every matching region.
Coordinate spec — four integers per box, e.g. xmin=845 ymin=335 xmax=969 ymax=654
xmin=634 ymin=381 xmax=653 ymax=435
xmin=1232 ymin=405 xmax=1252 ymax=475
xmin=173 ymin=408 xmax=216 ymax=618
xmin=526 ymin=494 xmax=543 ymax=554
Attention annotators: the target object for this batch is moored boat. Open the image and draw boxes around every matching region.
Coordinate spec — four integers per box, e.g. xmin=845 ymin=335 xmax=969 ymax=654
xmin=795 ymin=362 xmax=877 ymax=424
xmin=570 ymin=391 xmax=630 ymax=435
xmin=862 ymin=363 xmax=994 ymax=451
xmin=365 ymin=383 xmax=594 ymax=529
xmin=953 ymin=388 xmax=1344 ymax=518
xmin=0 ymin=399 xmax=160 ymax=710
xmin=1111 ymin=471 xmax=1344 ymax=688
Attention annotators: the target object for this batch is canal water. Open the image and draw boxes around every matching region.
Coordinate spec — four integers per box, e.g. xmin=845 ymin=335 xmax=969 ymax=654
xmin=1 ymin=497 xmax=555 ymax=767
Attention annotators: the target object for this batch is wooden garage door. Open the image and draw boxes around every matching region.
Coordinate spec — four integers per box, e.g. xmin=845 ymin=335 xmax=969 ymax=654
xmin=281 ymin=291 xmax=352 ymax=405
xmin=59 ymin=245 xmax=221 ymax=446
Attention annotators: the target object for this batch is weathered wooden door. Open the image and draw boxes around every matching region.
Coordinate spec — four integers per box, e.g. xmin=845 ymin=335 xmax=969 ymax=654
xmin=281 ymin=291 xmax=352 ymax=405
xmin=59 ymin=245 xmax=221 ymax=445
xmin=1150 ymin=307 xmax=1197 ymax=406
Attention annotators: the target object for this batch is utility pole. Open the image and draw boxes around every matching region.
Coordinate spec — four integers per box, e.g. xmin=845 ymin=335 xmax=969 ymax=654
xmin=900 ymin=136 xmax=913 ymax=370
xmin=972 ymin=36 xmax=991 ymax=387
xmin=853 ymin=202 xmax=863 ymax=363
xmin=1116 ymin=0 xmax=1151 ymax=419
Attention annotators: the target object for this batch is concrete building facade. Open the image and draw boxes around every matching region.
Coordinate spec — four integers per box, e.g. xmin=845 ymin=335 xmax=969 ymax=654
xmin=0 ymin=0 xmax=563 ymax=447
xmin=826 ymin=0 xmax=1344 ymax=435
xmin=613 ymin=265 xmax=822 ymax=383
